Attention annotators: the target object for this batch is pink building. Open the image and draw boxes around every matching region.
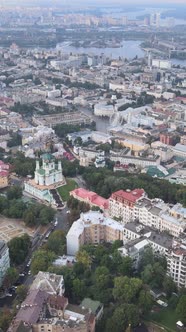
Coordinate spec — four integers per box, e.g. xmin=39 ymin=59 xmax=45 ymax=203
xmin=70 ymin=188 xmax=109 ymax=211
xmin=0 ymin=161 xmax=10 ymax=188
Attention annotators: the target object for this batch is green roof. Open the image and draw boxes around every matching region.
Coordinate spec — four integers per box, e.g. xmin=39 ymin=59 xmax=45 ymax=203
xmin=37 ymin=169 xmax=45 ymax=175
xmin=81 ymin=298 xmax=102 ymax=315
xmin=41 ymin=153 xmax=54 ymax=161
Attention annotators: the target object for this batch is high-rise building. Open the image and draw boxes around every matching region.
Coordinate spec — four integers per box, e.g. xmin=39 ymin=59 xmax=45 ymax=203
xmin=167 ymin=247 xmax=186 ymax=288
xmin=0 ymin=241 xmax=10 ymax=287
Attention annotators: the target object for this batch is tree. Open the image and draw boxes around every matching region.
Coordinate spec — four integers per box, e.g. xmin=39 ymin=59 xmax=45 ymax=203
xmin=6 ymin=185 xmax=22 ymax=200
xmin=113 ymin=276 xmax=142 ymax=303
xmin=111 ymin=240 xmax=124 ymax=253
xmin=141 ymin=262 xmax=165 ymax=289
xmin=46 ymin=230 xmax=66 ymax=255
xmin=16 ymin=285 xmax=28 ymax=302
xmin=31 ymin=250 xmax=56 ymax=275
xmin=74 ymin=137 xmax=83 ymax=146
xmin=38 ymin=206 xmax=55 ymax=225
xmin=95 ymin=266 xmax=111 ymax=290
xmin=163 ymin=276 xmax=177 ymax=298
xmin=3 ymin=267 xmax=19 ymax=290
xmin=141 ymin=264 xmax=154 ymax=285
xmin=118 ymin=256 xmax=133 ymax=277
xmin=139 ymin=247 xmax=154 ymax=270
xmin=176 ymin=295 xmax=186 ymax=324
xmin=0 ymin=308 xmax=13 ymax=331
xmin=138 ymin=289 xmax=153 ymax=314
xmin=72 ymin=278 xmax=86 ymax=302
xmin=23 ymin=210 xmax=36 ymax=226
xmin=106 ymin=304 xmax=139 ymax=332
xmin=8 ymin=234 xmax=31 ymax=265
xmin=76 ymin=250 xmax=91 ymax=269
xmin=168 ymin=294 xmax=179 ymax=309
xmin=7 ymin=132 xmax=22 ymax=147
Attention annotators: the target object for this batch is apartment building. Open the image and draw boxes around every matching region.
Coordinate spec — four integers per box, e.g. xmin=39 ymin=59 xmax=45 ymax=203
xmin=0 ymin=241 xmax=10 ymax=287
xmin=110 ymin=153 xmax=161 ymax=168
xmin=123 ymin=221 xmax=173 ymax=256
xmin=167 ymin=246 xmax=186 ymax=288
xmin=109 ymin=189 xmax=145 ymax=223
xmin=135 ymin=200 xmax=186 ymax=238
xmin=110 ymin=190 xmax=186 ymax=237
xmin=32 ymin=112 xmax=92 ymax=128
xmin=66 ymin=211 xmax=123 ymax=256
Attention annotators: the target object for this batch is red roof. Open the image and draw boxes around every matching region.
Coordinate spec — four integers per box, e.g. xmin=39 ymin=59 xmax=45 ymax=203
xmin=0 ymin=170 xmax=9 ymax=177
xmin=111 ymin=189 xmax=144 ymax=203
xmin=177 ymin=97 xmax=186 ymax=101
xmin=71 ymin=188 xmax=109 ymax=210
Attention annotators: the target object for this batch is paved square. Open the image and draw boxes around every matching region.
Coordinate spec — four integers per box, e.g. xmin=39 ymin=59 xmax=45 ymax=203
xmin=0 ymin=216 xmax=35 ymax=242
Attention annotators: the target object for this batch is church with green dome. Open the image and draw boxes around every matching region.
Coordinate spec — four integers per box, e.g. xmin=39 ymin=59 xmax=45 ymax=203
xmin=24 ymin=154 xmax=65 ymax=208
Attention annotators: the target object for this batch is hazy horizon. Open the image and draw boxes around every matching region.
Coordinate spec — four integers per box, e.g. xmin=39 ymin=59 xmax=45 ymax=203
xmin=0 ymin=0 xmax=186 ymax=5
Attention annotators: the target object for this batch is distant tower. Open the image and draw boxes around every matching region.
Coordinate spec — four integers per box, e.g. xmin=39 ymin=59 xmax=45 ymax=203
xmin=156 ymin=12 xmax=161 ymax=28
xmin=148 ymin=51 xmax=152 ymax=68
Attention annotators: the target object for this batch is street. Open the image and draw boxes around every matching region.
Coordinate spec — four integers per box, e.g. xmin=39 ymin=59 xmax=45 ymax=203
xmin=55 ymin=206 xmax=70 ymax=233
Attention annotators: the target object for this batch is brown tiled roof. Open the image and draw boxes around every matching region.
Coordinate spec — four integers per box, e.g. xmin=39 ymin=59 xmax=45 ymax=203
xmin=16 ymin=289 xmax=48 ymax=324
xmin=48 ymin=295 xmax=68 ymax=310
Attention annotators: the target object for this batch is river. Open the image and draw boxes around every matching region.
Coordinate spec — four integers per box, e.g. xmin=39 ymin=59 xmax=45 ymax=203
xmin=57 ymin=40 xmax=145 ymax=60
xmin=56 ymin=41 xmax=186 ymax=67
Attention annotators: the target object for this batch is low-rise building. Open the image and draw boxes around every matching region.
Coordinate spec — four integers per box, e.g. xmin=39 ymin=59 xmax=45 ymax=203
xmin=30 ymin=272 xmax=65 ymax=296
xmin=70 ymin=188 xmax=109 ymax=211
xmin=80 ymin=298 xmax=103 ymax=321
xmin=15 ymin=289 xmax=49 ymax=325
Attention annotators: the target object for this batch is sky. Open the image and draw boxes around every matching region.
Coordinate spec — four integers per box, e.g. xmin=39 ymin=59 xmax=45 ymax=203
xmin=1 ymin=0 xmax=186 ymax=4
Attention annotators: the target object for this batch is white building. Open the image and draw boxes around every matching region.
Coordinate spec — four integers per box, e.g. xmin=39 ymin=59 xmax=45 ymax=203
xmin=172 ymin=144 xmax=186 ymax=158
xmin=94 ymin=103 xmax=115 ymax=117
xmin=167 ymin=246 xmax=186 ymax=288
xmin=66 ymin=211 xmax=124 ymax=256
xmin=30 ymin=271 xmax=65 ymax=296
xmin=24 ymin=153 xmax=65 ymax=207
xmin=109 ymin=190 xmax=186 ymax=238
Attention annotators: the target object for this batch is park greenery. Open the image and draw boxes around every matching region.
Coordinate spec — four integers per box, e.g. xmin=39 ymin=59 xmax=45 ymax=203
xmin=7 ymin=152 xmax=36 ymax=177
xmin=7 ymin=132 xmax=22 ymax=148
xmin=28 ymin=238 xmax=185 ymax=332
xmin=51 ymin=77 xmax=100 ymax=90
xmin=11 ymin=102 xmax=36 ymax=116
xmin=0 ymin=185 xmax=55 ymax=225
xmin=57 ymin=179 xmax=78 ymax=201
xmin=118 ymin=92 xmax=155 ymax=112
xmin=54 ymin=122 xmax=96 ymax=139
xmin=82 ymin=166 xmax=186 ymax=206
